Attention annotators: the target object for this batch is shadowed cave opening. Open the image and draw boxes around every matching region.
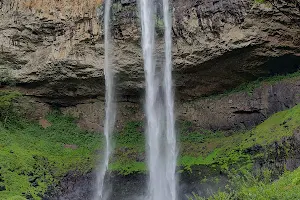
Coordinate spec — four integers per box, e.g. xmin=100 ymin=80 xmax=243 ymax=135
xmin=265 ymin=54 xmax=300 ymax=76
xmin=205 ymin=54 xmax=300 ymax=98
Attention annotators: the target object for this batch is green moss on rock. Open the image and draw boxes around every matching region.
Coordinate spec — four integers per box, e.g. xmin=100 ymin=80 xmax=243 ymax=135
xmin=189 ymin=166 xmax=300 ymax=200
xmin=1 ymin=90 xmax=299 ymax=198
xmin=180 ymin=104 xmax=300 ymax=171
xmin=110 ymin=104 xmax=300 ymax=174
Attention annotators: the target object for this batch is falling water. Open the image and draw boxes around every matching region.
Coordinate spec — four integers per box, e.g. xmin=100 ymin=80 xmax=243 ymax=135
xmin=140 ymin=0 xmax=162 ymax=199
xmin=94 ymin=0 xmax=116 ymax=200
xmin=162 ymin=0 xmax=177 ymax=199
xmin=140 ymin=0 xmax=177 ymax=199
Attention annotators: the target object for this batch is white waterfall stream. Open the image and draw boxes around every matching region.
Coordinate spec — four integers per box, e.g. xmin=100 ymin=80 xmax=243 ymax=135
xmin=139 ymin=0 xmax=177 ymax=199
xmin=94 ymin=0 xmax=116 ymax=199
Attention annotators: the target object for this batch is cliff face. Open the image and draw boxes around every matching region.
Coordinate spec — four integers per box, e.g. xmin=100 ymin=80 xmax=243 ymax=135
xmin=1 ymin=0 xmax=300 ymax=105
xmin=1 ymin=2 xmax=300 ymax=199
xmin=1 ymin=0 xmax=105 ymax=104
xmin=58 ymin=76 xmax=300 ymax=132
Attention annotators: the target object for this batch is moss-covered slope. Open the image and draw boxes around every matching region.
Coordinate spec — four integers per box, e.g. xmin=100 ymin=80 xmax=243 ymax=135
xmin=180 ymin=103 xmax=300 ymax=171
xmin=189 ymin=165 xmax=300 ymax=200
xmin=0 ymin=113 xmax=101 ymax=200
xmin=0 ymin=89 xmax=299 ymax=199
xmin=112 ymin=104 xmax=300 ymax=174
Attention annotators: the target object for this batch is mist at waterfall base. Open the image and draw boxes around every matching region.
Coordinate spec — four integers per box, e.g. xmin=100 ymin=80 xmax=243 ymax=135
xmin=93 ymin=0 xmax=177 ymax=199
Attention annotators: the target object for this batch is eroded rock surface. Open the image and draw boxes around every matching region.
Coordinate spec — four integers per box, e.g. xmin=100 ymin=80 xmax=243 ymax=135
xmin=179 ymin=76 xmax=300 ymax=130
xmin=1 ymin=0 xmax=300 ymax=104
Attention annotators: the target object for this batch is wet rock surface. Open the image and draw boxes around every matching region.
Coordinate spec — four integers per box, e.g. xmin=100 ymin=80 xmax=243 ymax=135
xmin=47 ymin=170 xmax=228 ymax=200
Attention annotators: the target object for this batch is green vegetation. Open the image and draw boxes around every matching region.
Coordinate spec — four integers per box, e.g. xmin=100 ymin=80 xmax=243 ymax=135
xmin=110 ymin=121 xmax=146 ymax=175
xmin=254 ymin=0 xmax=265 ymax=4
xmin=111 ymin=104 xmax=300 ymax=174
xmin=1 ymin=89 xmax=300 ymax=198
xmin=112 ymin=2 xmax=122 ymax=13
xmin=0 ymin=107 xmax=101 ymax=199
xmin=155 ymin=17 xmax=165 ymax=36
xmin=180 ymin=104 xmax=300 ymax=172
xmin=180 ymin=121 xmax=223 ymax=143
xmin=237 ymin=167 xmax=300 ymax=199
xmin=0 ymin=91 xmax=21 ymax=122
xmin=188 ymin=167 xmax=300 ymax=200
xmin=188 ymin=191 xmax=233 ymax=200
xmin=0 ymin=69 xmax=16 ymax=86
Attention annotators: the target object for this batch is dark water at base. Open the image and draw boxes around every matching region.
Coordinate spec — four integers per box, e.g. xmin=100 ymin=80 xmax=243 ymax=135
xmin=46 ymin=168 xmax=228 ymax=200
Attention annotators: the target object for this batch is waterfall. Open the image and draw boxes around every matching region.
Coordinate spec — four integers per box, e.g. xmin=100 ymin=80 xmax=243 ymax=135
xmin=94 ymin=0 xmax=116 ymax=200
xmin=162 ymin=0 xmax=177 ymax=199
xmin=139 ymin=0 xmax=177 ymax=199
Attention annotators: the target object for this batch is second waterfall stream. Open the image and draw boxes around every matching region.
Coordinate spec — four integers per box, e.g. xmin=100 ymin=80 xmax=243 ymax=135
xmin=94 ymin=0 xmax=116 ymax=199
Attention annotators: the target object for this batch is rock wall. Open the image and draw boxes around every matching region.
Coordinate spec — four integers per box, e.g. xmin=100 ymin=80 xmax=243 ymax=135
xmin=2 ymin=0 xmax=299 ymax=131
xmin=46 ymin=169 xmax=228 ymax=200
xmin=0 ymin=0 xmax=105 ymax=105
xmin=1 ymin=0 xmax=300 ymax=105
xmin=179 ymin=77 xmax=300 ymax=130
xmin=58 ymin=77 xmax=300 ymax=131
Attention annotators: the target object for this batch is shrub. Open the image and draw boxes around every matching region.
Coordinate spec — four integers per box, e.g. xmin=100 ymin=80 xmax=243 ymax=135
xmin=0 ymin=91 xmax=21 ymax=123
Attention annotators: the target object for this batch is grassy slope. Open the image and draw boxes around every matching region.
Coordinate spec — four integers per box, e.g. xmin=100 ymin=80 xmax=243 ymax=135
xmin=181 ymin=103 xmax=300 ymax=170
xmin=112 ymin=104 xmax=300 ymax=174
xmin=110 ymin=121 xmax=146 ymax=174
xmin=0 ymin=113 xmax=101 ymax=200
xmin=189 ymin=166 xmax=300 ymax=200
xmin=238 ymin=167 xmax=300 ymax=200
xmin=1 ymin=100 xmax=296 ymax=199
